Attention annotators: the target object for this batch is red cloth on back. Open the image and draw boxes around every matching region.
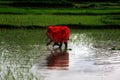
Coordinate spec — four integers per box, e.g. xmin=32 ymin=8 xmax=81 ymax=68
xmin=46 ymin=26 xmax=70 ymax=43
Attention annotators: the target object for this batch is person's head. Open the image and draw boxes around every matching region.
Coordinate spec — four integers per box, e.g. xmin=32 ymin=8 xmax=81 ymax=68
xmin=47 ymin=26 xmax=53 ymax=33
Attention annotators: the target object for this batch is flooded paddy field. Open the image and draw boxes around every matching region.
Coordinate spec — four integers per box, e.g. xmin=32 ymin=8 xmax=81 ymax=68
xmin=0 ymin=29 xmax=120 ymax=80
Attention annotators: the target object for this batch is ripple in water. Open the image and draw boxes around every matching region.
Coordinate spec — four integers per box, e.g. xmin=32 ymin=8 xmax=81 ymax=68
xmin=30 ymin=33 xmax=120 ymax=80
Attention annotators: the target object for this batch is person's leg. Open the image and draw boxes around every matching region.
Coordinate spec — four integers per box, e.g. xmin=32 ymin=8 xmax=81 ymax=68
xmin=59 ymin=42 xmax=63 ymax=49
xmin=53 ymin=42 xmax=59 ymax=47
xmin=64 ymin=42 xmax=68 ymax=49
xmin=46 ymin=39 xmax=53 ymax=46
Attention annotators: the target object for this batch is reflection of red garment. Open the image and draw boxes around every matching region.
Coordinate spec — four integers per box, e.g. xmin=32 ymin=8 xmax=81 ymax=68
xmin=46 ymin=26 xmax=70 ymax=43
xmin=47 ymin=52 xmax=69 ymax=70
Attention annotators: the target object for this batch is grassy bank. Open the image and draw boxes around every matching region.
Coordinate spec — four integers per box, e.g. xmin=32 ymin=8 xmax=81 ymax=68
xmin=0 ymin=14 xmax=119 ymax=29
xmin=0 ymin=14 xmax=105 ymax=26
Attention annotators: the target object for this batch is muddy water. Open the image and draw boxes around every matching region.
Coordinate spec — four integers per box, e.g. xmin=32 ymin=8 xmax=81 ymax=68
xmin=0 ymin=29 xmax=120 ymax=80
xmin=30 ymin=33 xmax=120 ymax=80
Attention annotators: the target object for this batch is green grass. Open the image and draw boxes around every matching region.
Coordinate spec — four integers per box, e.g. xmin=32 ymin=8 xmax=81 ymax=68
xmin=0 ymin=14 xmax=111 ymax=26
xmin=0 ymin=7 xmax=119 ymax=27
xmin=0 ymin=14 xmax=120 ymax=27
xmin=101 ymin=15 xmax=120 ymax=25
xmin=0 ymin=7 xmax=120 ymax=14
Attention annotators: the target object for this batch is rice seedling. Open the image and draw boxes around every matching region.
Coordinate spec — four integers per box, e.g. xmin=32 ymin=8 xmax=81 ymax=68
xmin=0 ymin=7 xmax=120 ymax=15
xmin=0 ymin=14 xmax=107 ymax=26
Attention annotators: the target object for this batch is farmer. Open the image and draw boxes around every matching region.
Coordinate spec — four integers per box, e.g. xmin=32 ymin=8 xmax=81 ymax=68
xmin=46 ymin=25 xmax=70 ymax=49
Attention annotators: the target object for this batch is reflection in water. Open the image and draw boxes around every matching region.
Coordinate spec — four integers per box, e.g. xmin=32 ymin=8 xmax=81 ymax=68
xmin=46 ymin=49 xmax=69 ymax=70
xmin=0 ymin=43 xmax=44 ymax=80
xmin=0 ymin=29 xmax=120 ymax=80
xmin=30 ymin=33 xmax=120 ymax=80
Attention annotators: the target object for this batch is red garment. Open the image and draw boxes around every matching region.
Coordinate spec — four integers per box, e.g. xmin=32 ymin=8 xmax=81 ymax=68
xmin=46 ymin=26 xmax=70 ymax=43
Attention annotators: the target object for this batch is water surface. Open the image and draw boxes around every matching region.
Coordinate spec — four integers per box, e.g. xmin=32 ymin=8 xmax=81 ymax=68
xmin=0 ymin=29 xmax=120 ymax=80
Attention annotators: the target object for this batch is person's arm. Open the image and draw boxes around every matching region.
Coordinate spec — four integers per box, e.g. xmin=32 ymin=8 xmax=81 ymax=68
xmin=46 ymin=39 xmax=53 ymax=46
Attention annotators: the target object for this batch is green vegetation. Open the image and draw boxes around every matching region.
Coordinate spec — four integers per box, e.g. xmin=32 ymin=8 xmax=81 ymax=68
xmin=0 ymin=1 xmax=119 ymax=28
xmin=101 ymin=15 xmax=120 ymax=25
xmin=0 ymin=14 xmax=119 ymax=28
xmin=0 ymin=7 xmax=120 ymax=14
xmin=0 ymin=29 xmax=46 ymax=45
xmin=0 ymin=14 xmax=106 ymax=26
xmin=0 ymin=7 xmax=120 ymax=28
xmin=0 ymin=0 xmax=119 ymax=8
